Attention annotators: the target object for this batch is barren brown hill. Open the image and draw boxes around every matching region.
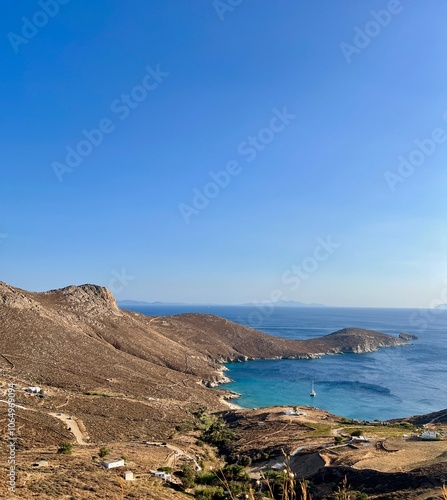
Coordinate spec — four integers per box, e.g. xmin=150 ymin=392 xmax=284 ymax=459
xmin=0 ymin=280 xmax=407 ymax=444
xmin=0 ymin=281 xmax=406 ymax=391
xmin=404 ymin=407 xmax=447 ymax=426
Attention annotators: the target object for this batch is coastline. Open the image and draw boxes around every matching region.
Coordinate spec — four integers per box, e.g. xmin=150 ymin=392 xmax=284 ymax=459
xmin=220 ymin=396 xmax=243 ymax=410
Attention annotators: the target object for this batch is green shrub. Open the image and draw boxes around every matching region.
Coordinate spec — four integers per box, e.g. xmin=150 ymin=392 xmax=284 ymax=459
xmin=221 ymin=464 xmax=250 ymax=483
xmin=98 ymin=447 xmax=109 ymax=458
xmin=180 ymin=463 xmax=196 ymax=488
xmin=195 ymin=486 xmax=225 ymax=500
xmin=158 ymin=466 xmax=172 ymax=473
xmin=333 ymin=476 xmax=369 ymax=499
xmin=238 ymin=455 xmax=252 ymax=466
xmin=202 ymin=420 xmax=237 ymax=447
xmin=57 ymin=442 xmax=73 ymax=455
xmin=196 ymin=471 xmax=218 ymax=486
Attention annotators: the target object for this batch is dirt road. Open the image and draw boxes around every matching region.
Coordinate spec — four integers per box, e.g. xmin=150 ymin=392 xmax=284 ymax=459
xmin=49 ymin=412 xmax=89 ymax=445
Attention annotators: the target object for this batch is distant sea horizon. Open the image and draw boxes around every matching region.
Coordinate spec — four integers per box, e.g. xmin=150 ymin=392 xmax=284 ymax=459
xmin=118 ymin=299 xmax=442 ymax=309
xmin=121 ymin=304 xmax=447 ymax=421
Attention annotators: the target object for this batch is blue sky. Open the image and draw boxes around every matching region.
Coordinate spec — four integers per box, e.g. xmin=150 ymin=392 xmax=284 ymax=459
xmin=1 ymin=0 xmax=447 ymax=307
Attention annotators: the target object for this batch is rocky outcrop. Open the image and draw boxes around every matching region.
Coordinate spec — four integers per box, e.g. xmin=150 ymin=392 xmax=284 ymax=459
xmin=299 ymin=327 xmax=407 ymax=355
xmin=399 ymin=332 xmax=419 ymax=341
xmin=0 ymin=281 xmax=43 ymax=311
xmin=403 ymin=408 xmax=447 ymax=425
xmin=45 ymin=283 xmax=121 ymax=316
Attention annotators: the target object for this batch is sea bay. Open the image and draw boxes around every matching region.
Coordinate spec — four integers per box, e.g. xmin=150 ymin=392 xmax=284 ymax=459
xmin=123 ymin=304 xmax=447 ymax=421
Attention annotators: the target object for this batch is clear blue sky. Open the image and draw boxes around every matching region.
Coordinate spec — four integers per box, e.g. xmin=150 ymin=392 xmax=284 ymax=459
xmin=1 ymin=0 xmax=447 ymax=307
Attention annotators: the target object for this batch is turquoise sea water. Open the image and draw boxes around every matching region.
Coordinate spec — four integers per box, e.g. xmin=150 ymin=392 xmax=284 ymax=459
xmin=122 ymin=305 xmax=447 ymax=421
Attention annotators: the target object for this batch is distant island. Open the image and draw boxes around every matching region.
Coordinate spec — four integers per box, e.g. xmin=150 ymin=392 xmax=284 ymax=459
xmin=119 ymin=299 xmax=328 ymax=308
xmin=118 ymin=300 xmax=190 ymax=306
xmin=244 ymin=300 xmax=328 ymax=308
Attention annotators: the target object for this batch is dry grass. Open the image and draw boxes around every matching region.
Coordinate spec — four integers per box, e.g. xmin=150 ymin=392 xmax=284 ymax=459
xmin=354 ymin=439 xmax=447 ymax=472
xmin=339 ymin=425 xmax=411 ymax=439
xmin=298 ymin=479 xmax=312 ymax=500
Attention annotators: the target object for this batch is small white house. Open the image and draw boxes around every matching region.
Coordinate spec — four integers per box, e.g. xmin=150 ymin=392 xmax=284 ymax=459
xmin=25 ymin=387 xmax=41 ymax=394
xmin=124 ymin=471 xmax=134 ymax=481
xmin=102 ymin=459 xmax=125 ymax=469
xmin=284 ymin=409 xmax=306 ymax=416
xmin=154 ymin=471 xmax=172 ymax=481
xmin=420 ymin=431 xmax=441 ymax=441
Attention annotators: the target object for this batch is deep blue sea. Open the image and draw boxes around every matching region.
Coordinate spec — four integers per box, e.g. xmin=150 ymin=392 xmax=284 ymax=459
xmin=122 ymin=304 xmax=447 ymax=421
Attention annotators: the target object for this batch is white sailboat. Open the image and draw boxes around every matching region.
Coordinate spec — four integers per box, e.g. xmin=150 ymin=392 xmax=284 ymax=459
xmin=310 ymin=381 xmax=316 ymax=397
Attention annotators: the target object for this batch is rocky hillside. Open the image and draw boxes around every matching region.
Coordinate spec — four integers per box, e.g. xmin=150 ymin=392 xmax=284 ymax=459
xmin=0 ymin=280 xmax=408 ymax=444
xmin=0 ymin=281 xmax=407 ymax=388
xmin=404 ymin=408 xmax=447 ymax=425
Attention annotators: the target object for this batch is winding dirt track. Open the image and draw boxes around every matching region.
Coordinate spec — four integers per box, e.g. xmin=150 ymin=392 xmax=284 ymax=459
xmin=49 ymin=412 xmax=89 ymax=445
xmin=0 ymin=399 xmax=89 ymax=445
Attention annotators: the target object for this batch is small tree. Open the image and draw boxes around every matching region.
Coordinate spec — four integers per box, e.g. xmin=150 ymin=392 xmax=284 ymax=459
xmin=350 ymin=429 xmax=363 ymax=437
xmin=57 ymin=442 xmax=73 ymax=455
xmin=98 ymin=447 xmax=110 ymax=458
xmin=335 ymin=435 xmax=343 ymax=444
xmin=195 ymin=486 xmax=225 ymax=500
xmin=158 ymin=466 xmax=172 ymax=473
xmin=180 ymin=463 xmax=196 ymax=489
xmin=333 ymin=476 xmax=369 ymax=499
xmin=238 ymin=455 xmax=252 ymax=467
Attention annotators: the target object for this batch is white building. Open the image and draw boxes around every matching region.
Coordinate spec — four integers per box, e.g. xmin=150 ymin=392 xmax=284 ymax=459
xmin=154 ymin=471 xmax=172 ymax=481
xmin=124 ymin=471 xmax=134 ymax=481
xmin=284 ymin=409 xmax=306 ymax=416
xmin=420 ymin=431 xmax=441 ymax=441
xmin=102 ymin=459 xmax=125 ymax=469
xmin=25 ymin=387 xmax=41 ymax=394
